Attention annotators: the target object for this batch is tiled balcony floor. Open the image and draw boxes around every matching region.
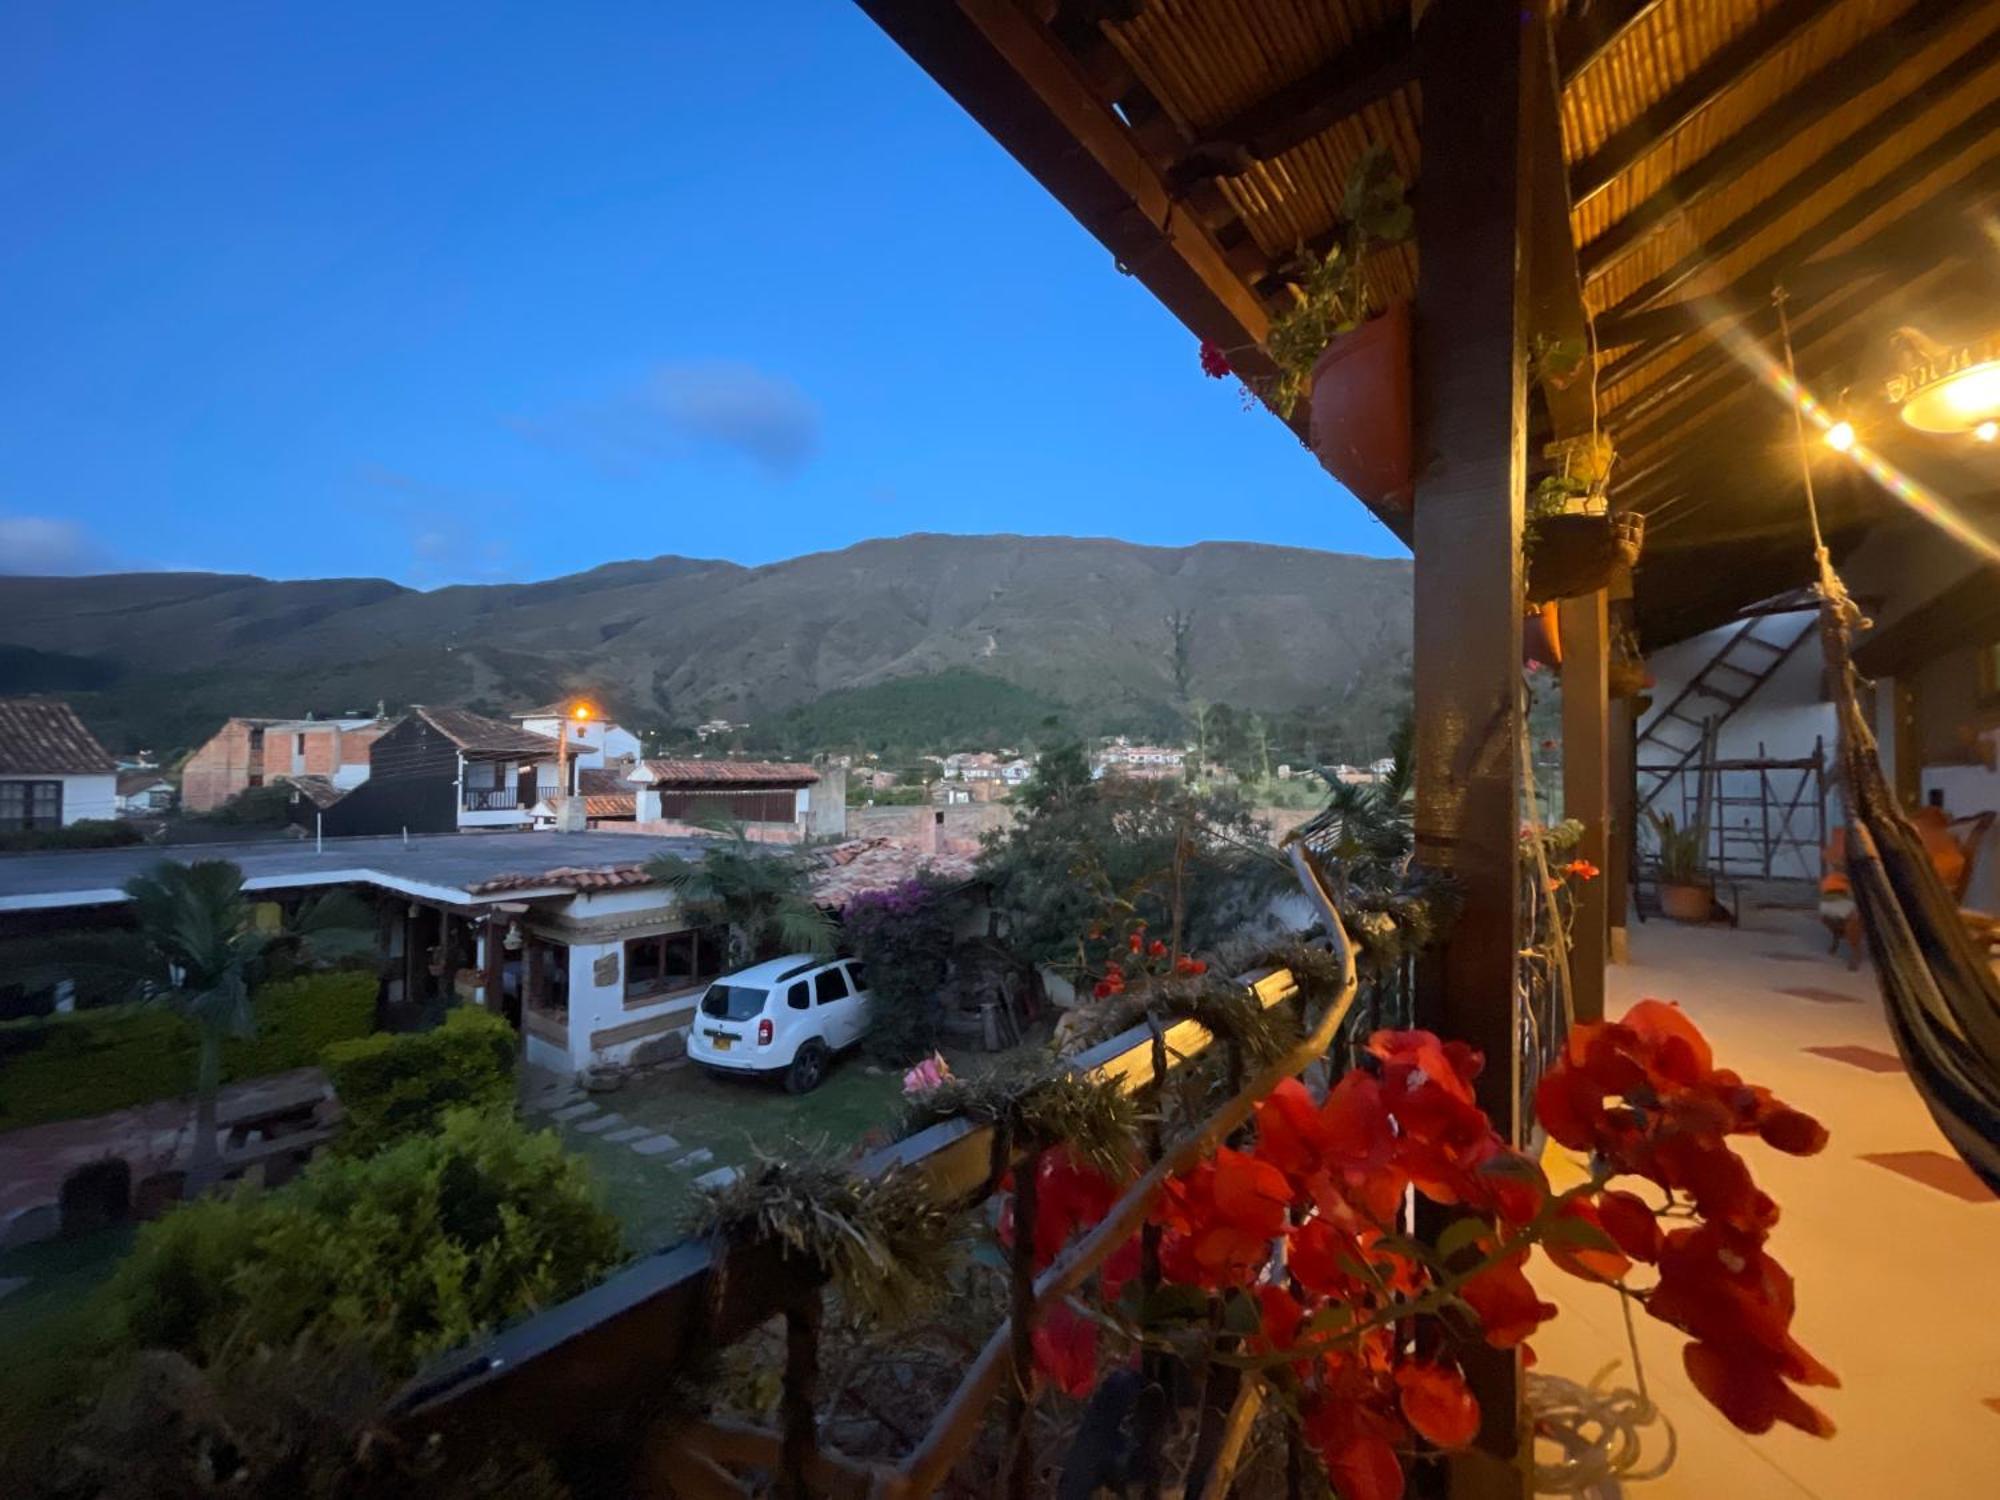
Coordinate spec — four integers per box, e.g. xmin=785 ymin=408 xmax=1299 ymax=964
xmin=1528 ymin=904 xmax=1999 ymax=1497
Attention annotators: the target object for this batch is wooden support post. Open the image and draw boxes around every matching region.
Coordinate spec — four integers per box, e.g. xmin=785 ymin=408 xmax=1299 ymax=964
xmin=402 ymin=904 xmax=421 ymax=1010
xmin=1560 ymin=591 xmax=1609 ymax=1021
xmin=1607 ymin=581 xmax=1637 ymax=961
xmin=482 ymin=913 xmax=506 ymax=1015
xmin=1412 ymin=2 xmax=1533 ymax=1494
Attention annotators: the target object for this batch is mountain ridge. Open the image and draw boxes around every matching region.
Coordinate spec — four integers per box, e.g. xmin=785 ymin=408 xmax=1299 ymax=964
xmin=0 ymin=533 xmax=1413 ymax=754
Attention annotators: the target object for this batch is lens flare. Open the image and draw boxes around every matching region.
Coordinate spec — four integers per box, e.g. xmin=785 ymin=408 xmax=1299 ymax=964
xmin=1825 ymin=421 xmax=1856 ymax=453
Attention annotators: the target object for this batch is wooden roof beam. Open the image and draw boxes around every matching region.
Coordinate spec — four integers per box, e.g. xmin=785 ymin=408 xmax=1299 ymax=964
xmin=1167 ymin=21 xmax=1415 ymax=187
xmin=1557 ymin=0 xmax=1670 ymax=87
xmin=1594 ymin=145 xmax=2000 ymax=394
xmin=1596 ymin=37 xmax=2000 ymax=325
xmin=1569 ymin=0 xmax=1834 ymax=207
xmin=1578 ymin=0 xmax=1980 ymax=285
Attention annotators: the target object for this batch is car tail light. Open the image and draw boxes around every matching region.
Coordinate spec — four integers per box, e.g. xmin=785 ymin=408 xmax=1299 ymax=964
xmin=757 ymin=1018 xmax=773 ymax=1046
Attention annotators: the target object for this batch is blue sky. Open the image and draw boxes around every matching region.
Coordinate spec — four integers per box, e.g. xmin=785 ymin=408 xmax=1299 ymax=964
xmin=0 ymin=1 xmax=1395 ymax=586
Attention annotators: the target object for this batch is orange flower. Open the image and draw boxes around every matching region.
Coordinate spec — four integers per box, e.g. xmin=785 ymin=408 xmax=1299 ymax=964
xmin=1563 ymin=858 xmax=1600 ymax=881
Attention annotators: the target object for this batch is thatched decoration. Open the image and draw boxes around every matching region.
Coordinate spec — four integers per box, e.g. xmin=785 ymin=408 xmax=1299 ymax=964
xmin=687 ymin=1154 xmax=963 ymax=1326
xmin=900 ymin=1060 xmax=1141 ymax=1181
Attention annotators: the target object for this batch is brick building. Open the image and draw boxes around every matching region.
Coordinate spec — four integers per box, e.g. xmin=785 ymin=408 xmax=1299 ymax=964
xmin=180 ymin=715 xmax=395 ymax=812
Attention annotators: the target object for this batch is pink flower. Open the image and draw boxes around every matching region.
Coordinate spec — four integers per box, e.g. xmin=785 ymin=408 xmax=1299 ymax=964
xmin=901 ymin=1052 xmax=953 ymax=1097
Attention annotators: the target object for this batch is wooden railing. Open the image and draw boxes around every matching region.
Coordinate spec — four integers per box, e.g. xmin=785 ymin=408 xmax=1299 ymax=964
xmin=392 ymin=850 xmax=1359 ymax=1495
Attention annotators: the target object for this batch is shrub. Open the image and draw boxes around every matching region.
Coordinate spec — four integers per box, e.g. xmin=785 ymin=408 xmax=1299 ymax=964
xmin=323 ymin=1007 xmax=517 ymax=1157
xmin=193 ymin=783 xmax=298 ymax=827
xmin=0 ymin=971 xmax=375 ymax=1131
xmin=846 ymin=875 xmax=960 ymax=1064
xmin=0 ymin=819 xmax=144 ymax=852
xmin=98 ymin=1108 xmax=624 ymax=1376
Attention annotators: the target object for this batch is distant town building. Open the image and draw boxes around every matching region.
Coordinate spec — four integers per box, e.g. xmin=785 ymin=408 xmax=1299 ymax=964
xmin=693 ymin=718 xmax=747 ymax=741
xmin=629 ymin=759 xmax=841 ymax=838
xmin=1093 ymin=739 xmax=1187 ymax=781
xmin=0 ymin=699 xmax=118 ymax=831
xmin=181 ymin=714 xmax=394 ymax=812
xmin=115 ymin=770 xmax=176 ymax=816
xmin=313 ymin=706 xmax=563 ymax=836
xmin=510 ymin=703 xmax=641 ymax=768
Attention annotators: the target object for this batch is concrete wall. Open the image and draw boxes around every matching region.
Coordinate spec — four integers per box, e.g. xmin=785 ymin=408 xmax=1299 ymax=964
xmin=1639 ymin=613 xmax=1833 ymax=882
xmin=181 ymin=719 xmax=264 ymax=811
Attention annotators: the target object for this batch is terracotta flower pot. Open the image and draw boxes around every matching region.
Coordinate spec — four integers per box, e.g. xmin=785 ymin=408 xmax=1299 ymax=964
xmin=1526 ymin=511 xmax=1647 ymax=605
xmin=1524 ymin=600 xmax=1562 ymax=669
xmin=1660 ymin=881 xmax=1714 ymax=923
xmin=1308 ymin=301 xmax=1413 ymax=511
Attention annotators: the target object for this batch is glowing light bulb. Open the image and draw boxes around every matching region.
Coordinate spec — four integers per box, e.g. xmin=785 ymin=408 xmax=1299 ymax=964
xmin=1976 ymin=420 xmax=1998 ymax=443
xmin=573 ymin=704 xmax=593 ymax=720
xmin=1825 ymin=421 xmax=1856 ymax=453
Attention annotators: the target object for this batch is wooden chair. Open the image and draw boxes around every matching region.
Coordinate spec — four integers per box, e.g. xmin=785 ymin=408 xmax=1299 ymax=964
xmin=1823 ymin=809 xmax=1996 ymax=969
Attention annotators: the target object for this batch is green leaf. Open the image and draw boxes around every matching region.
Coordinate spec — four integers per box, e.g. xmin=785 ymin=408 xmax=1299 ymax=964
xmin=1220 ymin=1286 xmax=1262 ymax=1336
xmin=1431 ymin=1216 xmax=1488 ymax=1263
xmin=1139 ymin=1283 xmax=1211 ymax=1327
xmin=1542 ymin=1214 xmax=1619 ymax=1254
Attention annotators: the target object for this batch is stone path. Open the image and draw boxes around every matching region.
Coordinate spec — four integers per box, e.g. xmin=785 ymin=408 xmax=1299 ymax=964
xmin=523 ymin=1075 xmax=732 ymax=1178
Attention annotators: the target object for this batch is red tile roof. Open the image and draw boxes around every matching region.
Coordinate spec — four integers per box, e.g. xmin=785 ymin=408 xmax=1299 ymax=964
xmin=464 ymin=862 xmax=658 ymax=896
xmin=637 ymin=758 xmax=819 ymax=787
xmin=413 ymin=705 xmax=558 ymax=756
xmin=577 ymin=767 xmax=637 ymax=796
xmin=583 ymin=794 xmax=637 ymax=819
xmin=0 ymin=699 xmax=117 ymax=776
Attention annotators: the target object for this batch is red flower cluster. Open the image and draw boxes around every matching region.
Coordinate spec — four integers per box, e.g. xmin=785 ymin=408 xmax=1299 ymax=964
xmin=1199 ymin=340 xmax=1232 ymax=379
xmin=1002 ymin=1001 xmax=1832 ymax=1497
xmin=1536 ymin=999 xmax=1835 ymax=1435
xmin=1085 ymin=923 xmax=1207 ymax=995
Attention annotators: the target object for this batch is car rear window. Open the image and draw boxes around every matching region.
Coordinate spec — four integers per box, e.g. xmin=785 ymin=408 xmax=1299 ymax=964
xmin=701 ymin=983 xmax=768 ymax=1020
xmin=787 ymin=981 xmax=810 ymax=1011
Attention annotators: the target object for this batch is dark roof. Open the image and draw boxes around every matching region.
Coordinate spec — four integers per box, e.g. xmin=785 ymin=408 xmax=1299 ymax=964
xmin=577 ymin=767 xmax=637 ymax=796
xmin=412 ymin=706 xmax=558 ymax=756
xmin=115 ymin=770 xmax=174 ymax=795
xmin=636 ymin=758 xmax=819 ymax=788
xmin=0 ymin=699 xmax=116 ymax=776
xmin=281 ymin=774 xmax=346 ymax=809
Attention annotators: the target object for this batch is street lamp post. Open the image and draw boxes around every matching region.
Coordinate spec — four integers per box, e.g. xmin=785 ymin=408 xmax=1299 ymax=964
xmin=555 ymin=701 xmax=594 ymax=833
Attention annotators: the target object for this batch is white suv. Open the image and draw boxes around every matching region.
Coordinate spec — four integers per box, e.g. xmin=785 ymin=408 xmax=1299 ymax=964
xmin=687 ymin=953 xmax=873 ymax=1093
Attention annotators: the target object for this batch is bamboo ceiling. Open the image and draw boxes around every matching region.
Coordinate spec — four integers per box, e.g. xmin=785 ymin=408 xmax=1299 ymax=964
xmin=859 ymin=0 xmax=2000 ymax=643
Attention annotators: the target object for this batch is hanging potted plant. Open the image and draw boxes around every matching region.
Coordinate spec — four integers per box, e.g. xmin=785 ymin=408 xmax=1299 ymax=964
xmin=1524 ymin=599 xmax=1562 ymax=669
xmin=1524 ymin=432 xmax=1645 ymax=604
xmin=1608 ymin=624 xmax=1652 ymax=699
xmin=1201 ymin=147 xmax=1414 ymax=511
xmin=1647 ymin=809 xmax=1714 ymax=923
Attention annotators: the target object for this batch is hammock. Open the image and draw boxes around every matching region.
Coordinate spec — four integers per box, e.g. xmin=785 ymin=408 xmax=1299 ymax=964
xmin=1818 ymin=571 xmax=2000 ymax=1194
xmin=1771 ymin=289 xmax=2000 ymax=1194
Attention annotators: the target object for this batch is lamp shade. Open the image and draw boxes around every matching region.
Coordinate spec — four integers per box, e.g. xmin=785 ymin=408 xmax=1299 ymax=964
xmin=1888 ymin=333 xmax=2000 ymax=434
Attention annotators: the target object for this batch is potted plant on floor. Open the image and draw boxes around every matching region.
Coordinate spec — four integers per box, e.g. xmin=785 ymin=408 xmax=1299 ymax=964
xmin=1647 ymin=809 xmax=1714 ymax=923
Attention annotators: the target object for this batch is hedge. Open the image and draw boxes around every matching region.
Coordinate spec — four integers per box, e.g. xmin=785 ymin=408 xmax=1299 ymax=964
xmin=97 ymin=1106 xmax=623 ymax=1376
xmin=0 ymin=971 xmax=376 ymax=1133
xmin=323 ymin=1007 xmax=517 ymax=1158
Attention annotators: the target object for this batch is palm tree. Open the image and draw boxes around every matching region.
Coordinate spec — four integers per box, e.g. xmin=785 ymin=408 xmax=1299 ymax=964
xmin=85 ymin=860 xmax=373 ymax=1187
xmin=644 ymin=825 xmax=836 ymax=966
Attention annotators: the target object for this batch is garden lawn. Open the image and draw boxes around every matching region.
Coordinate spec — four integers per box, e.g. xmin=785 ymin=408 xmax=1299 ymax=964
xmin=543 ymin=1033 xmax=1047 ymax=1252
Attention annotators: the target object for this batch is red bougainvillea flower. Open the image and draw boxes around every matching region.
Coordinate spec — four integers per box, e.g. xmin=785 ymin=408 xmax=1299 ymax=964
xmin=1149 ymin=938 xmax=1168 ymax=958
xmin=1250 ymin=1281 xmax=1306 ymax=1360
xmin=1199 ymin=340 xmax=1232 ymax=379
xmin=1684 ymin=1340 xmax=1835 ymax=1437
xmin=1540 ymin=1197 xmax=1631 ymax=1284
xmin=1031 ymin=1300 xmax=1099 ymax=1399
xmin=1563 ymin=858 xmax=1600 ymax=880
xmin=1395 ymin=1361 xmax=1481 ymax=1448
xmin=1128 ymin=931 xmax=1144 ymax=953
xmin=1460 ymin=1255 xmax=1558 ymax=1349
xmin=1302 ymin=1398 xmax=1408 ymax=1500
xmin=1175 ymin=955 xmax=1208 ymax=976
xmin=1595 ymin=1188 xmax=1664 ymax=1263
xmin=1155 ymin=1150 xmax=1291 ymax=1285
xmin=1648 ymin=1225 xmax=1837 ymax=1394
xmin=1000 ymin=1149 xmax=1124 ymax=1269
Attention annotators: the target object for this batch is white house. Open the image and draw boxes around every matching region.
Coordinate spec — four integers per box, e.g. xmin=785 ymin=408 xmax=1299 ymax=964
xmin=511 ymin=703 xmax=641 ymax=769
xmin=115 ymin=770 xmax=176 ymax=817
xmin=0 ymin=699 xmax=118 ymax=831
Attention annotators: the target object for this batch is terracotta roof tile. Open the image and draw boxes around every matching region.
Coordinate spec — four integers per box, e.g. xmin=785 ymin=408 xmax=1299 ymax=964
xmin=464 ymin=862 xmax=658 ymax=896
xmin=0 ymin=699 xmax=116 ymax=776
xmin=281 ymin=774 xmax=345 ymax=809
xmin=637 ymin=758 xmax=819 ymax=787
xmin=577 ymin=767 xmax=636 ymax=796
xmin=583 ymin=793 xmax=636 ymax=819
xmin=414 ymin=705 xmax=558 ymax=756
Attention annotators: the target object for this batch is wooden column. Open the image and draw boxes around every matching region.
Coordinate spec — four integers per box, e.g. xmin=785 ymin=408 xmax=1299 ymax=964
xmin=1559 ymin=591 xmax=1609 ymax=1020
xmin=1607 ymin=580 xmax=1638 ymax=960
xmin=482 ymin=913 xmax=506 ymax=1014
xmin=1412 ymin=3 xmax=1534 ymax=1495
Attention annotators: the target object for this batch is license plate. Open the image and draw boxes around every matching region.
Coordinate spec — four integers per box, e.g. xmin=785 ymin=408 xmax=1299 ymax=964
xmin=707 ymin=1031 xmax=733 ymax=1052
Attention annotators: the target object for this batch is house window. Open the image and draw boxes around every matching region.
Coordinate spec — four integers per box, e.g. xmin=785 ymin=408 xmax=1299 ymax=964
xmin=0 ymin=781 xmax=63 ymax=832
xmin=623 ymin=923 xmax=731 ymax=1001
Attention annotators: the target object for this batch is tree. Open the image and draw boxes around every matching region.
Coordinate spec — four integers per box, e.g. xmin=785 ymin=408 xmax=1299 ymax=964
xmin=108 ymin=861 xmax=372 ymax=1187
xmin=644 ymin=825 xmax=835 ymax=965
xmin=1166 ymin=608 xmax=1195 ymax=700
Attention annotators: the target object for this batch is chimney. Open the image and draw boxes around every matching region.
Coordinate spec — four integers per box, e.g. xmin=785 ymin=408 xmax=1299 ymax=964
xmin=914 ymin=805 xmax=940 ymax=857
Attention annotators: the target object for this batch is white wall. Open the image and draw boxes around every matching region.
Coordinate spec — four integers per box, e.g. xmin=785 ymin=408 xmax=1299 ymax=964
xmin=518 ymin=716 xmax=639 ymax=768
xmin=17 ymin=772 xmax=121 ymax=825
xmin=1639 ymin=613 xmax=1833 ymax=881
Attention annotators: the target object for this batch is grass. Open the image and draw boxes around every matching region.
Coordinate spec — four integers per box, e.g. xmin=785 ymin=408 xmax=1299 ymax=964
xmin=0 ymin=1224 xmax=131 ymax=1457
xmin=550 ymin=1033 xmax=1049 ymax=1252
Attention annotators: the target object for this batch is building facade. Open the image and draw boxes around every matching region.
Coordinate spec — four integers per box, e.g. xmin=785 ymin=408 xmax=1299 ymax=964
xmin=0 ymin=699 xmax=118 ymax=831
xmin=181 ymin=715 xmax=392 ymax=812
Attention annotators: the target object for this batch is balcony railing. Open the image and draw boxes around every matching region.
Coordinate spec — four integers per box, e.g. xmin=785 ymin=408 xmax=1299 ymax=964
xmin=462 ymin=786 xmax=526 ymax=812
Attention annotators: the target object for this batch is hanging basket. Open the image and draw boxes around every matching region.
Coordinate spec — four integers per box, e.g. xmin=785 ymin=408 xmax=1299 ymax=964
xmin=1524 ymin=600 xmax=1562 ymax=669
xmin=1307 ymin=301 xmax=1413 ymax=511
xmin=1525 ymin=510 xmax=1646 ymax=605
xmin=1608 ymin=657 xmax=1652 ymax=699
